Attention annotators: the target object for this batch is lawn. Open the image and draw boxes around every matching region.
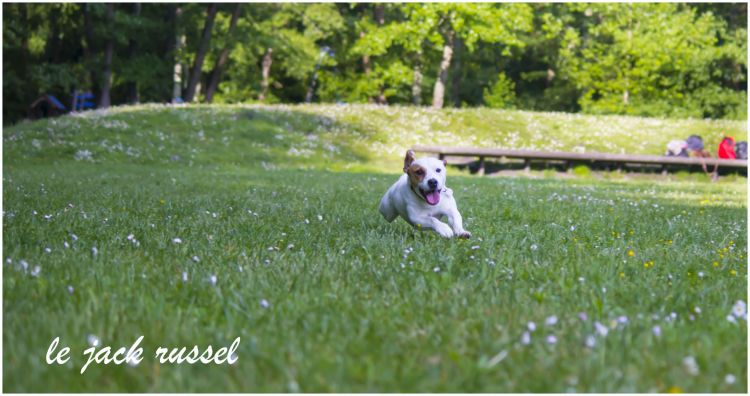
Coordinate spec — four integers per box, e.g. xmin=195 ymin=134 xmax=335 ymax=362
xmin=3 ymin=104 xmax=747 ymax=392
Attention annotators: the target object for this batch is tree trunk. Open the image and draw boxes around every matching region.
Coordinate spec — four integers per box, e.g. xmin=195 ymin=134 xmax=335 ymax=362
xmin=373 ymin=4 xmax=386 ymax=104
xmin=412 ymin=61 xmax=423 ymax=106
xmin=98 ymin=3 xmax=115 ymax=109
xmin=450 ymin=37 xmax=463 ymax=107
xmin=83 ymin=4 xmax=98 ymax=94
xmin=432 ymin=30 xmax=455 ymax=109
xmin=184 ymin=3 xmax=218 ymax=103
xmin=360 ymin=31 xmax=370 ymax=76
xmin=205 ymin=4 xmax=241 ymax=103
xmin=259 ymin=48 xmax=273 ymax=101
xmin=126 ymin=3 xmax=141 ymax=104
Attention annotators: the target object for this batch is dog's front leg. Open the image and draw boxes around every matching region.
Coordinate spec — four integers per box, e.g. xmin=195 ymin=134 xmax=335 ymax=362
xmin=446 ymin=207 xmax=471 ymax=239
xmin=408 ymin=214 xmax=454 ymax=238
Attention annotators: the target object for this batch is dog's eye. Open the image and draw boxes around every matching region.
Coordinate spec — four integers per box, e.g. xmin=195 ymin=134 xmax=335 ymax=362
xmin=436 ymin=168 xmax=442 ymax=173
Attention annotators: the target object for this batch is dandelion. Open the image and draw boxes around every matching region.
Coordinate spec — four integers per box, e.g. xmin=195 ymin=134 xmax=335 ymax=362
xmin=682 ymin=356 xmax=699 ymax=376
xmin=652 ymin=325 xmax=662 ymax=337
xmin=584 ymin=335 xmax=596 ymax=348
xmin=725 ymin=374 xmax=736 ymax=385
xmin=87 ymin=334 xmax=100 ymax=347
xmin=521 ymin=331 xmax=531 ymax=345
xmin=627 ymin=250 xmax=635 ymax=257
xmin=698 ymin=271 xmax=704 ymax=278
xmin=546 ymin=335 xmax=557 ymax=345
xmin=729 ymin=269 xmax=737 ymax=276
xmin=527 ymin=321 xmax=537 ymax=332
xmin=172 ymin=238 xmax=182 ymax=244
xmin=694 ymin=306 xmax=701 ymax=314
xmin=545 ymin=315 xmax=558 ymax=326
xmin=208 ymin=274 xmax=217 ymax=285
xmin=260 ymin=299 xmax=270 ymax=309
xmin=192 ymin=255 xmax=200 ymax=263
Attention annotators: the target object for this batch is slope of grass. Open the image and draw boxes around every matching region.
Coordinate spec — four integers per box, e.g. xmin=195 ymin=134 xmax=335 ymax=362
xmin=3 ymin=104 xmax=747 ymax=392
xmin=4 ymin=103 xmax=746 ymax=172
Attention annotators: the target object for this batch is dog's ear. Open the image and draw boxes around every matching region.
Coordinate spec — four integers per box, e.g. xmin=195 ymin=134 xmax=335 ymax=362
xmin=403 ymin=150 xmax=415 ymax=173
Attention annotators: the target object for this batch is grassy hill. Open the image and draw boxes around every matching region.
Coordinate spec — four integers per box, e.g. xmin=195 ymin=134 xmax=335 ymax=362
xmin=3 ymin=105 xmax=747 ymax=392
xmin=4 ymin=104 xmax=746 ymax=173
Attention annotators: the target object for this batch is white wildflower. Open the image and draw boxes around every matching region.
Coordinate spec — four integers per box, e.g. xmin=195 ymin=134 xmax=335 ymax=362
xmin=545 ymin=315 xmax=558 ymax=326
xmin=87 ymin=334 xmax=100 ymax=347
xmin=584 ymin=335 xmax=596 ymax=348
xmin=172 ymin=238 xmax=182 ymax=244
xmin=594 ymin=321 xmax=608 ymax=337
xmin=521 ymin=331 xmax=531 ymax=345
xmin=527 ymin=321 xmax=537 ymax=332
xmin=652 ymin=325 xmax=662 ymax=337
xmin=682 ymin=356 xmax=699 ymax=376
xmin=260 ymin=299 xmax=270 ymax=309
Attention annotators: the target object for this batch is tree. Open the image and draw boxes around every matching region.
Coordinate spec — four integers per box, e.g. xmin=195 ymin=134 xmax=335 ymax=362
xmin=557 ymin=3 xmax=747 ymax=119
xmin=205 ymin=4 xmax=242 ymax=103
xmin=98 ymin=3 xmax=115 ymax=108
xmin=184 ymin=3 xmax=217 ymax=102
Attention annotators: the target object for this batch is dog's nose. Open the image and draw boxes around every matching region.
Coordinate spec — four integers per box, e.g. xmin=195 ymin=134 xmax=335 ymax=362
xmin=427 ymin=179 xmax=438 ymax=189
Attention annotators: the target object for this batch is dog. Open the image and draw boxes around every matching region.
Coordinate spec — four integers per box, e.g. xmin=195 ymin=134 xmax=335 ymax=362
xmin=379 ymin=150 xmax=471 ymax=239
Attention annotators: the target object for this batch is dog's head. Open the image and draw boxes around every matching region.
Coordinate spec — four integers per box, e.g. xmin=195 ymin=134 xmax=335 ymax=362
xmin=403 ymin=150 xmax=447 ymax=206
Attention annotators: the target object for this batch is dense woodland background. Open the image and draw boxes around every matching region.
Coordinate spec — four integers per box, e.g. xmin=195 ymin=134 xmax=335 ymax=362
xmin=3 ymin=3 xmax=747 ymax=125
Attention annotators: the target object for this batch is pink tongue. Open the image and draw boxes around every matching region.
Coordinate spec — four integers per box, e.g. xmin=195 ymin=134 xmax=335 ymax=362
xmin=426 ymin=190 xmax=440 ymax=205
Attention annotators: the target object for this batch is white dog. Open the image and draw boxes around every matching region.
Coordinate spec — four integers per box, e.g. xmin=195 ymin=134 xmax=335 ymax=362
xmin=379 ymin=150 xmax=471 ymax=239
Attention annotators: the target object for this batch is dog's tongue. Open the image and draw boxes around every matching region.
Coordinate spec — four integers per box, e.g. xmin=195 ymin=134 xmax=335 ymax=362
xmin=426 ymin=190 xmax=440 ymax=205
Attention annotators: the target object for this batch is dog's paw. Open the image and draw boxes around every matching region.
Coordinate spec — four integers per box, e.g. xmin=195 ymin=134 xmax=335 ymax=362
xmin=435 ymin=224 xmax=454 ymax=238
xmin=456 ymin=231 xmax=472 ymax=239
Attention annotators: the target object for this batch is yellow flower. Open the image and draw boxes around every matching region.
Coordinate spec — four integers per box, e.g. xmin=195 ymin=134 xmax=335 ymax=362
xmin=730 ymin=269 xmax=737 ymax=276
xmin=628 ymin=250 xmax=635 ymax=257
xmin=619 ymin=272 xmax=625 ymax=278
xmin=629 ymin=229 xmax=635 ymax=235
xmin=667 ymin=386 xmax=683 ymax=393
xmin=713 ymin=261 xmax=719 ymax=268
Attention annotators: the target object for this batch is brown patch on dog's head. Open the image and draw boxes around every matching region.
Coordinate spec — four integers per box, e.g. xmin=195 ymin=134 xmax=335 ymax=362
xmin=406 ymin=163 xmax=426 ymax=188
xmin=403 ymin=150 xmax=416 ymax=173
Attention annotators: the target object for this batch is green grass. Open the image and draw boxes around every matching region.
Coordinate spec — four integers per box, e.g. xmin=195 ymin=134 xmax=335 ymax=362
xmin=3 ymin=104 xmax=747 ymax=392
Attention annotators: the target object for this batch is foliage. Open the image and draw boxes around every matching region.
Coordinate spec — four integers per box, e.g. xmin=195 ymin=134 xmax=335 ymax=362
xmin=2 ymin=3 xmax=747 ymax=124
xmin=483 ymin=72 xmax=516 ymax=109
